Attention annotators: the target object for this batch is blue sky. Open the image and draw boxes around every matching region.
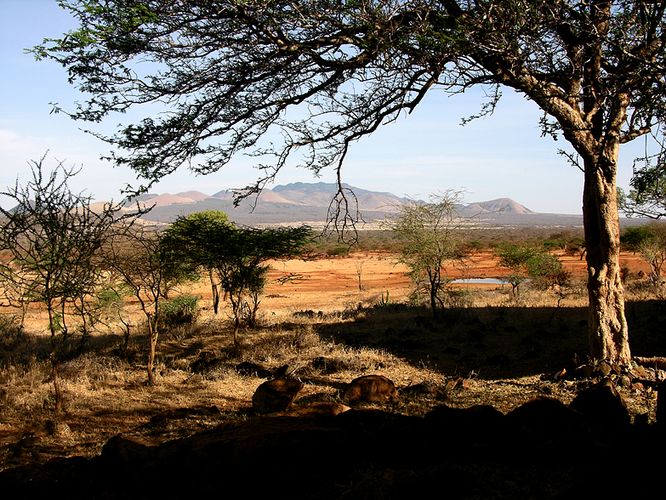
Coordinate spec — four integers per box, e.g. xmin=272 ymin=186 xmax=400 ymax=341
xmin=0 ymin=0 xmax=646 ymax=214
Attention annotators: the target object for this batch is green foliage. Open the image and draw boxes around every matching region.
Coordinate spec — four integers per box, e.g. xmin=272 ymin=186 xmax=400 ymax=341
xmin=619 ymin=161 xmax=666 ymax=219
xmin=497 ymin=244 xmax=535 ymax=271
xmin=163 ymin=211 xmax=311 ymax=335
xmin=389 ymin=191 xmax=466 ymax=317
xmin=621 ymin=226 xmax=655 ymax=252
xmin=525 ymin=252 xmax=568 ymax=289
xmin=497 ymin=244 xmax=567 ymax=295
xmin=160 ymin=294 xmax=199 ymax=328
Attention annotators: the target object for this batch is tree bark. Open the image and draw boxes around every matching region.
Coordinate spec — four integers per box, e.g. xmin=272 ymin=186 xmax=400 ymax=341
xmin=146 ymin=314 xmax=158 ymax=385
xmin=209 ymin=269 xmax=220 ymax=315
xmin=583 ymin=155 xmax=631 ymax=366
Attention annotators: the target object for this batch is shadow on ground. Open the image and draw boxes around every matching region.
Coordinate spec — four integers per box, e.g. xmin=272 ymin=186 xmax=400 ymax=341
xmin=316 ymin=300 xmax=666 ymax=379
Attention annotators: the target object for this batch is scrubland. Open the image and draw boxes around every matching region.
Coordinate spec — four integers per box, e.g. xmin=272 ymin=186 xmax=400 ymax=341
xmin=0 ymin=248 xmax=663 ymax=472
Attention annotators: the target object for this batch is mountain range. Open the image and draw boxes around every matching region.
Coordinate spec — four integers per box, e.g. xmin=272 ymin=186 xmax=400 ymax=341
xmin=127 ymin=182 xmax=581 ymax=227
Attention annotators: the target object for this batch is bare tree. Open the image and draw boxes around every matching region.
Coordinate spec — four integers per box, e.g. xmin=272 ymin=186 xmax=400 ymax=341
xmin=0 ymin=154 xmax=129 ymax=410
xmin=33 ymin=1 xmax=666 ymax=366
xmin=354 ymin=260 xmax=364 ymax=292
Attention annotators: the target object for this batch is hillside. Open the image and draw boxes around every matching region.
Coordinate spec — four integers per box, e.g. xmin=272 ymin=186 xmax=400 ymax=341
xmin=127 ymin=182 xmax=585 ymax=227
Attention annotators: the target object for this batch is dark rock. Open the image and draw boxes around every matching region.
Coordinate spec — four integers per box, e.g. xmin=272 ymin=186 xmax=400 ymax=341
xmin=343 ymin=375 xmax=398 ymax=404
xmin=235 ymin=361 xmax=273 ymax=378
xmin=570 ymin=380 xmax=630 ymax=430
xmin=507 ymin=398 xmax=590 ymax=449
xmin=425 ymin=403 xmax=504 ymax=443
xmin=400 ymin=381 xmax=445 ymax=398
xmin=657 ymin=379 xmax=666 ymax=427
xmin=252 ymin=378 xmax=303 ymax=414
xmin=101 ymin=435 xmax=153 ymax=465
xmin=190 ymin=351 xmax=225 ymax=374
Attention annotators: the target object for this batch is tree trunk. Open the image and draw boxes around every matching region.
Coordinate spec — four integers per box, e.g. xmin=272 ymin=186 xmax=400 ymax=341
xmin=209 ymin=269 xmax=220 ymax=314
xmin=582 ymin=155 xmax=631 ymax=366
xmin=146 ymin=314 xmax=158 ymax=385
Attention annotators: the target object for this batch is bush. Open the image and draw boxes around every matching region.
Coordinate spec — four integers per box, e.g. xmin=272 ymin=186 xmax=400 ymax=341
xmin=160 ymin=294 xmax=200 ymax=329
xmin=526 ymin=252 xmax=569 ymax=288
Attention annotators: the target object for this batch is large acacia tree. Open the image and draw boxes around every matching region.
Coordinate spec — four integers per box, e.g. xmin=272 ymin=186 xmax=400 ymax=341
xmin=35 ymin=1 xmax=666 ymax=367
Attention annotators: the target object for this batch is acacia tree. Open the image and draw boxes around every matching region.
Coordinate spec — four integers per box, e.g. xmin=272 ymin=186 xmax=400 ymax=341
xmin=496 ymin=244 xmax=535 ymax=298
xmin=0 ymin=156 xmax=126 ymax=338
xmin=163 ymin=216 xmax=311 ymax=344
xmin=34 ymin=1 xmax=666 ymax=367
xmin=389 ymin=192 xmax=466 ymax=318
xmin=619 ymin=155 xmax=666 ymax=219
xmin=162 ymin=211 xmax=233 ymax=315
xmin=105 ymin=225 xmax=194 ymax=385
xmin=0 ymin=155 xmax=129 ymax=410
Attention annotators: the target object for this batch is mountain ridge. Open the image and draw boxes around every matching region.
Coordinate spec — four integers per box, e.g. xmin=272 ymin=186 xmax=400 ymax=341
xmin=127 ymin=182 xmax=551 ymax=226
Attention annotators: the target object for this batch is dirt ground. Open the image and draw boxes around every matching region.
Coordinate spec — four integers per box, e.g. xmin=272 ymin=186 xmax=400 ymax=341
xmin=249 ymin=250 xmax=651 ymax=314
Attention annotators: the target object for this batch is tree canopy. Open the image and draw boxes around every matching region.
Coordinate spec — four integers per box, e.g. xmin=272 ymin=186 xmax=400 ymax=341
xmin=34 ymin=0 xmax=666 ymax=366
xmin=162 ymin=212 xmax=311 ymax=339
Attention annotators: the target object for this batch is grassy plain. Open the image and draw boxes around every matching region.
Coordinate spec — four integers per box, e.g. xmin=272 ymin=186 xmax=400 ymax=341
xmin=0 ymin=248 xmax=663 ymax=472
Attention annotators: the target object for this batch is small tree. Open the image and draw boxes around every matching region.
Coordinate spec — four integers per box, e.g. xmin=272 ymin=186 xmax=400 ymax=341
xmin=498 ymin=244 xmax=568 ymax=296
xmin=389 ymin=192 xmax=466 ymax=318
xmin=496 ymin=244 xmax=535 ymax=298
xmin=162 ymin=211 xmax=233 ymax=314
xmin=525 ymin=252 xmax=569 ymax=290
xmin=0 ymin=155 xmax=129 ymax=410
xmin=619 ymin=155 xmax=666 ymax=219
xmin=105 ymin=225 xmax=195 ymax=385
xmin=163 ymin=214 xmax=311 ymax=343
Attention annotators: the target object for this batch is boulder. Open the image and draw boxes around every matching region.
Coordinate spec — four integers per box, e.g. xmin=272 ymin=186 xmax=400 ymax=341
xmin=657 ymin=379 xmax=666 ymax=427
xmin=343 ymin=375 xmax=398 ymax=404
xmin=252 ymin=378 xmax=303 ymax=414
xmin=569 ymin=379 xmax=630 ymax=430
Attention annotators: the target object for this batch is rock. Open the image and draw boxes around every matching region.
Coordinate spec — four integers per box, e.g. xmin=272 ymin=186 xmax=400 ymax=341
xmin=425 ymin=404 xmax=504 ymax=439
xmin=343 ymin=375 xmax=398 ymax=404
xmin=570 ymin=380 xmax=630 ymax=430
xmin=285 ymin=402 xmax=351 ymax=417
xmin=235 ymin=361 xmax=273 ymax=378
xmin=252 ymin=378 xmax=303 ymax=414
xmin=507 ymin=398 xmax=589 ymax=442
xmin=657 ymin=379 xmax=666 ymax=427
xmin=101 ymin=435 xmax=153 ymax=464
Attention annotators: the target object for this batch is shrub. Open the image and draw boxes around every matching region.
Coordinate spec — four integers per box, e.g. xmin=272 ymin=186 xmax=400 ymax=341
xmin=526 ymin=252 xmax=569 ymax=288
xmin=160 ymin=294 xmax=200 ymax=329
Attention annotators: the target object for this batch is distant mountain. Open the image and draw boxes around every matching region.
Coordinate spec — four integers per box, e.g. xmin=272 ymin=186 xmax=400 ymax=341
xmin=131 ymin=182 xmax=573 ymax=227
xmin=460 ymin=198 xmax=534 ymax=216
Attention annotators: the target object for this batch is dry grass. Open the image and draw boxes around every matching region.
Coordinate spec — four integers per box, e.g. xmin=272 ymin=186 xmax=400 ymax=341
xmin=0 ymin=253 xmax=664 ymax=472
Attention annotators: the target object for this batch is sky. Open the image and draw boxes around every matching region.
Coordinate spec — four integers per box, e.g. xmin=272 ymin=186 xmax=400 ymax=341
xmin=0 ymin=0 xmax=649 ymax=214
